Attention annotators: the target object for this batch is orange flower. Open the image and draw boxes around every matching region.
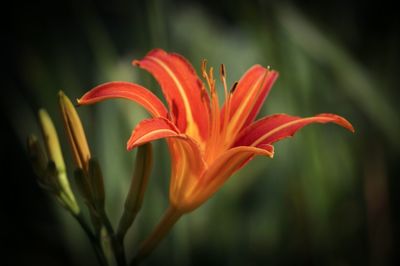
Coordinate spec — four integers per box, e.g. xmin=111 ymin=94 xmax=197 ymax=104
xmin=79 ymin=49 xmax=354 ymax=260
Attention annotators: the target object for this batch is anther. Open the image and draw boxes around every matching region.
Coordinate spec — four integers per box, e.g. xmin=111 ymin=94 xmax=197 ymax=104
xmin=230 ymin=82 xmax=238 ymax=94
xmin=220 ymin=64 xmax=226 ymax=79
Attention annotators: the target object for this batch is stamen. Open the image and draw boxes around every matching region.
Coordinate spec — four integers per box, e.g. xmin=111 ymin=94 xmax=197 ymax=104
xmin=202 ymin=63 xmax=221 ymax=161
xmin=219 ymin=64 xmax=225 ymax=79
xmin=209 ymin=67 xmax=215 ymax=91
xmin=201 ymin=59 xmax=213 ymax=95
xmin=201 ymin=59 xmax=208 ymax=78
xmin=219 ymin=64 xmax=228 ymax=98
xmin=230 ymin=81 xmax=238 ymax=94
xmin=219 ymin=64 xmax=230 ymax=138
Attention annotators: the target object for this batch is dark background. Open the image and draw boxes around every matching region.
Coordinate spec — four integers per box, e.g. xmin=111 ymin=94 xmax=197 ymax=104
xmin=2 ymin=0 xmax=399 ymax=265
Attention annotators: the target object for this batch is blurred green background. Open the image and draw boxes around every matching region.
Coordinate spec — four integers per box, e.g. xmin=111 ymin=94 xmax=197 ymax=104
xmin=2 ymin=0 xmax=400 ymax=265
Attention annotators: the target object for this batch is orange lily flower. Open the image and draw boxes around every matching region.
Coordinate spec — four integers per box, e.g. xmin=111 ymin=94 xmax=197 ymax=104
xmin=78 ymin=49 xmax=354 ymax=260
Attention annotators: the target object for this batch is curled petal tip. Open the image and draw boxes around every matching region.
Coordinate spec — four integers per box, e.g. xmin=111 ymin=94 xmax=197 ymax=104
xmin=126 ymin=141 xmax=135 ymax=151
xmin=317 ymin=113 xmax=355 ymax=133
xmin=258 ymin=144 xmax=274 ymax=158
xmin=127 ymin=137 xmax=143 ymax=151
xmin=347 ymin=124 xmax=355 ymax=133
xmin=269 ymin=149 xmax=275 ymax=159
xmin=345 ymin=121 xmax=356 ymax=133
xmin=336 ymin=117 xmax=355 ymax=133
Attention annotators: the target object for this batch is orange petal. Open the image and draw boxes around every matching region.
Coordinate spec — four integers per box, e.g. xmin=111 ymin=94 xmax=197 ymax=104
xmin=167 ymin=137 xmax=206 ymax=211
xmin=133 ymin=49 xmax=210 ymax=142
xmin=179 ymin=145 xmax=273 ymax=212
xmin=127 ymin=117 xmax=183 ymax=150
xmin=221 ymin=65 xmax=278 ymax=135
xmin=78 ymin=81 xmax=168 ymax=118
xmin=243 ymin=71 xmax=279 ymax=127
xmin=235 ymin=113 xmax=355 ymax=147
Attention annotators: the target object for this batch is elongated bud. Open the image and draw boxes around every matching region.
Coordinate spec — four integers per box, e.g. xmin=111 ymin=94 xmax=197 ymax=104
xmin=117 ymin=143 xmax=153 ymax=239
xmin=88 ymin=159 xmax=105 ymax=211
xmin=39 ymin=109 xmax=65 ymax=173
xmin=59 ymin=91 xmax=91 ymax=172
xmin=38 ymin=109 xmax=79 ymax=214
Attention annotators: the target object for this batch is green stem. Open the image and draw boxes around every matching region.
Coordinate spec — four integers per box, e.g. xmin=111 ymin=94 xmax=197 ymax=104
xmin=100 ymin=211 xmax=127 ymax=266
xmin=117 ymin=211 xmax=138 ymax=242
xmin=74 ymin=214 xmax=108 ymax=266
xmin=130 ymin=206 xmax=183 ymax=265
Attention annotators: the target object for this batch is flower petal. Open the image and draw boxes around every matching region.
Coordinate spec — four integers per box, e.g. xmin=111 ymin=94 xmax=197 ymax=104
xmin=222 ymin=65 xmax=278 ymax=136
xmin=243 ymin=71 xmax=279 ymax=127
xmin=181 ymin=145 xmax=274 ymax=212
xmin=127 ymin=117 xmax=183 ymax=150
xmin=78 ymin=81 xmax=168 ymax=118
xmin=235 ymin=113 xmax=355 ymax=147
xmin=133 ymin=49 xmax=210 ymax=142
xmin=168 ymin=137 xmax=206 ymax=212
xmin=126 ymin=117 xmax=207 ymax=212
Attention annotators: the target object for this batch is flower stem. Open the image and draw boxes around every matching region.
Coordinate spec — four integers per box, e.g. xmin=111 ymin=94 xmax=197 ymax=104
xmin=74 ymin=214 xmax=108 ymax=266
xmin=99 ymin=210 xmax=127 ymax=266
xmin=131 ymin=206 xmax=182 ymax=265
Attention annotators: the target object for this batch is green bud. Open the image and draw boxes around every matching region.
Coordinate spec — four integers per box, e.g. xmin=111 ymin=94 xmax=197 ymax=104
xmin=38 ymin=109 xmax=80 ymax=215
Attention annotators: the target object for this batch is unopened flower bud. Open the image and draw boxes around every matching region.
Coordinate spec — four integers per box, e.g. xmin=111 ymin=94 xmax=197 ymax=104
xmin=59 ymin=91 xmax=91 ymax=172
xmin=38 ymin=109 xmax=79 ymax=214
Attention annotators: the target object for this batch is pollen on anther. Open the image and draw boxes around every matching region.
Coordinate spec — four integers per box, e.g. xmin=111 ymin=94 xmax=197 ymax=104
xmin=220 ymin=64 xmax=226 ymax=78
xmin=230 ymin=82 xmax=238 ymax=94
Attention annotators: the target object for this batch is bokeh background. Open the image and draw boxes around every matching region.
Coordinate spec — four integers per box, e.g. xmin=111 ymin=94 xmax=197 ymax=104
xmin=2 ymin=0 xmax=400 ymax=265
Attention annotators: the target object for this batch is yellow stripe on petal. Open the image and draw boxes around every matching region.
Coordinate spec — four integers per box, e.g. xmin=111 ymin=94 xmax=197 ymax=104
xmin=167 ymin=137 xmax=206 ymax=212
xmin=148 ymin=56 xmax=201 ymax=139
xmin=78 ymin=81 xmax=168 ymax=118
xmin=235 ymin=113 xmax=355 ymax=148
xmin=226 ymin=73 xmax=266 ymax=137
xmin=134 ymin=49 xmax=210 ymax=144
xmin=127 ymin=117 xmax=183 ymax=150
xmin=251 ymin=115 xmax=354 ymax=146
